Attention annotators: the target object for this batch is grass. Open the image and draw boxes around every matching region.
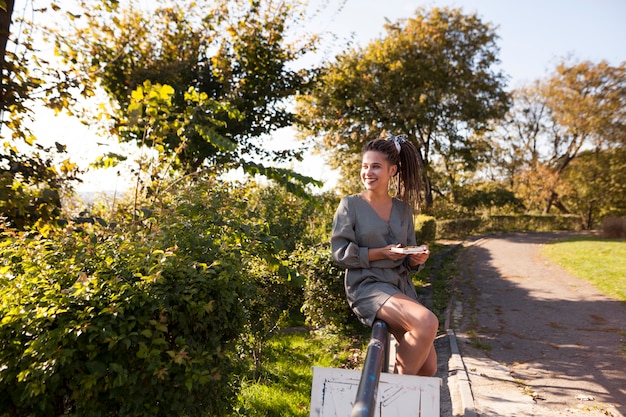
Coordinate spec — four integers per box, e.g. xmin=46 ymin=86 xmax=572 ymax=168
xmin=234 ymin=327 xmax=368 ymax=416
xmin=540 ymin=236 xmax=626 ymax=302
xmin=413 ymin=242 xmax=460 ymax=327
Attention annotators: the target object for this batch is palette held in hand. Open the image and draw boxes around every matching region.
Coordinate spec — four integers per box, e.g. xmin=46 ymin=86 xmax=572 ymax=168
xmin=390 ymin=245 xmax=428 ymax=254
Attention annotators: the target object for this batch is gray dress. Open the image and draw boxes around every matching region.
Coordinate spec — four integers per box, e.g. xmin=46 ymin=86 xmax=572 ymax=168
xmin=331 ymin=194 xmax=420 ymax=326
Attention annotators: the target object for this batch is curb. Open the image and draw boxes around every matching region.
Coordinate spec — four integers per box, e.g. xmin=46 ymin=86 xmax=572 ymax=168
xmin=438 ymin=241 xmax=476 ymax=417
xmin=447 ymin=329 xmax=477 ymax=417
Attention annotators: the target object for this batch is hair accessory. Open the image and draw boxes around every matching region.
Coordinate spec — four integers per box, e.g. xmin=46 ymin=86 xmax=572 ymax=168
xmin=386 ymin=134 xmax=407 ymax=153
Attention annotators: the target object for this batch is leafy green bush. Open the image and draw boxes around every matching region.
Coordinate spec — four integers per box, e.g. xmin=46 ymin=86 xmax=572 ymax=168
xmin=436 ymin=218 xmax=482 ymax=239
xmin=226 ymin=183 xmax=328 ymax=373
xmin=298 ymin=245 xmax=359 ymax=331
xmin=415 ymin=214 xmax=437 ymax=243
xmin=239 ymin=256 xmax=303 ymax=373
xmin=0 ymin=182 xmax=250 ymax=417
xmin=483 ymin=214 xmax=581 ymax=232
xmin=0 ymin=142 xmax=80 ymax=230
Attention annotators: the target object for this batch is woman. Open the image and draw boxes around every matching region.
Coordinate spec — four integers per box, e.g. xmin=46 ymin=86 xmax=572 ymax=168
xmin=331 ymin=135 xmax=438 ymax=376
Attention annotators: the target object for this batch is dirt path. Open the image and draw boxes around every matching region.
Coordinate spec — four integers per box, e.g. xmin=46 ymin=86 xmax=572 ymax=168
xmin=449 ymin=232 xmax=625 ymax=417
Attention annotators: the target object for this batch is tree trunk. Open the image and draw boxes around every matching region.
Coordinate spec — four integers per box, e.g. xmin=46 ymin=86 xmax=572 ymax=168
xmin=1 ymin=0 xmax=16 ymax=111
xmin=415 ymin=145 xmax=433 ymax=209
xmin=543 ymin=191 xmax=570 ymax=215
xmin=423 ymin=174 xmax=433 ymax=208
xmin=584 ymin=200 xmax=595 ymax=230
xmin=543 ymin=190 xmax=557 ymax=214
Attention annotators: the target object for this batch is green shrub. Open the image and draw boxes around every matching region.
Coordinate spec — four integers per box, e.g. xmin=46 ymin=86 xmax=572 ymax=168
xmin=228 ymin=184 xmax=335 ymax=373
xmin=415 ymin=214 xmax=437 ymax=243
xmin=436 ymin=218 xmax=482 ymax=239
xmin=436 ymin=214 xmax=582 ymax=239
xmin=0 ymin=183 xmax=250 ymax=417
xmin=239 ymin=256 xmax=304 ymax=373
xmin=483 ymin=214 xmax=581 ymax=232
xmin=298 ymin=245 xmax=358 ymax=332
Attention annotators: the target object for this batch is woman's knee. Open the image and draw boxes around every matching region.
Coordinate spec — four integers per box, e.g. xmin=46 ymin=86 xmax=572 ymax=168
xmin=425 ymin=310 xmax=439 ymax=334
xmin=409 ymin=307 xmax=438 ymax=336
xmin=378 ymin=295 xmax=438 ymax=335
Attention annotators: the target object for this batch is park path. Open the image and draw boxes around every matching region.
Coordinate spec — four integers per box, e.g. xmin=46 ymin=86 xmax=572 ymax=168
xmin=449 ymin=232 xmax=625 ymax=417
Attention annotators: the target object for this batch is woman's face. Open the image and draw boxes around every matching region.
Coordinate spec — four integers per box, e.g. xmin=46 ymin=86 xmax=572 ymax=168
xmin=360 ymin=150 xmax=396 ymax=192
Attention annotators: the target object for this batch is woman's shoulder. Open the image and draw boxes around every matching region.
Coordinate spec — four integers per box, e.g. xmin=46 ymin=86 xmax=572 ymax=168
xmin=391 ymin=196 xmax=410 ymax=208
xmin=335 ymin=194 xmax=352 ymax=209
xmin=338 ymin=194 xmax=363 ymax=206
xmin=392 ymin=197 xmax=413 ymax=217
xmin=336 ymin=195 xmax=366 ymax=217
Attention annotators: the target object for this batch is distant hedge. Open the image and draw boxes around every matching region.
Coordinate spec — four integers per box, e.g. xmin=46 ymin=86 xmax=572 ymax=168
xmin=430 ymin=214 xmax=583 ymax=240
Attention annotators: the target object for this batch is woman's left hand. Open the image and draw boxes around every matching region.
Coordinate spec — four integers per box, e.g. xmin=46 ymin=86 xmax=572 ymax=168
xmin=408 ymin=246 xmax=429 ymax=267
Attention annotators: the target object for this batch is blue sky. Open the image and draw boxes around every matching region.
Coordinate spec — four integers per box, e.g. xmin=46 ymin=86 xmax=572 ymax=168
xmin=311 ymin=0 xmax=625 ymax=87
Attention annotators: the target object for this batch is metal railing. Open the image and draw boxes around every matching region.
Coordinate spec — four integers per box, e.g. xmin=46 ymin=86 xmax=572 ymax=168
xmin=350 ymin=319 xmax=391 ymax=417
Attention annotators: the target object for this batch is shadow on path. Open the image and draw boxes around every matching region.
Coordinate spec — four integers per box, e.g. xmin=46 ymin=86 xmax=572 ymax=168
xmin=453 ymin=232 xmax=625 ymax=417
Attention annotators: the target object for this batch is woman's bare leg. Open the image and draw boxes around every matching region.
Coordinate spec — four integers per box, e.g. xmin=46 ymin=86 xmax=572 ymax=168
xmin=418 ymin=343 xmax=438 ymax=376
xmin=376 ymin=293 xmax=438 ymax=376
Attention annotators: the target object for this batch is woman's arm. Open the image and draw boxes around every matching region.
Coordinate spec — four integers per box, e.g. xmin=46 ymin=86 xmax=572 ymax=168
xmin=331 ymin=198 xmax=369 ymax=269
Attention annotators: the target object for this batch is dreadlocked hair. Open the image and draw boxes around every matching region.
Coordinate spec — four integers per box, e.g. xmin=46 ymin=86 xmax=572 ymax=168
xmin=362 ymin=136 xmax=423 ymax=210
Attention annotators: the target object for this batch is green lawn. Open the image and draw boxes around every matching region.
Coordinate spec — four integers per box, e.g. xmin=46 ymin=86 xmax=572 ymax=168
xmin=234 ymin=329 xmax=368 ymax=416
xmin=540 ymin=236 xmax=626 ymax=302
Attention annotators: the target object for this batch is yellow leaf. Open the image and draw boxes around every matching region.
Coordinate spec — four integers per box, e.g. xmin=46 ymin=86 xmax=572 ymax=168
xmin=60 ymin=159 xmax=77 ymax=174
xmin=131 ymin=87 xmax=144 ymax=102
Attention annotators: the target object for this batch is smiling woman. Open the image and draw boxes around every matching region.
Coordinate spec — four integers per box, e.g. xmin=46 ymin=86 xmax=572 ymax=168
xmin=331 ymin=135 xmax=439 ymax=376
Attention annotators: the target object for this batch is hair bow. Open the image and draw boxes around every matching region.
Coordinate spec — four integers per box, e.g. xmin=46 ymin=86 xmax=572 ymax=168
xmin=386 ymin=134 xmax=407 ymax=153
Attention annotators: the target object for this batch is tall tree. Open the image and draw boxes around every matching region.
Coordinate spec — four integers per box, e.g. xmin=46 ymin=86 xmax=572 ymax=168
xmin=51 ymin=0 xmax=322 ymax=192
xmin=489 ymin=60 xmax=626 ymax=215
xmin=296 ymin=7 xmax=510 ymax=208
xmin=560 ymin=148 xmax=626 ymax=229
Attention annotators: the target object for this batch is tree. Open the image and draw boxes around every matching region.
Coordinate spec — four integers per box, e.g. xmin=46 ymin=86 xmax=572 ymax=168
xmin=1 ymin=1 xmax=81 ymax=229
xmin=296 ymin=6 xmax=510 ymax=208
xmin=51 ymin=0 xmax=321 ymax=194
xmin=0 ymin=0 xmax=15 ymax=108
xmin=560 ymin=148 xmax=626 ymax=229
xmin=540 ymin=60 xmax=626 ymax=213
xmin=488 ymin=60 xmax=626 ymax=216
